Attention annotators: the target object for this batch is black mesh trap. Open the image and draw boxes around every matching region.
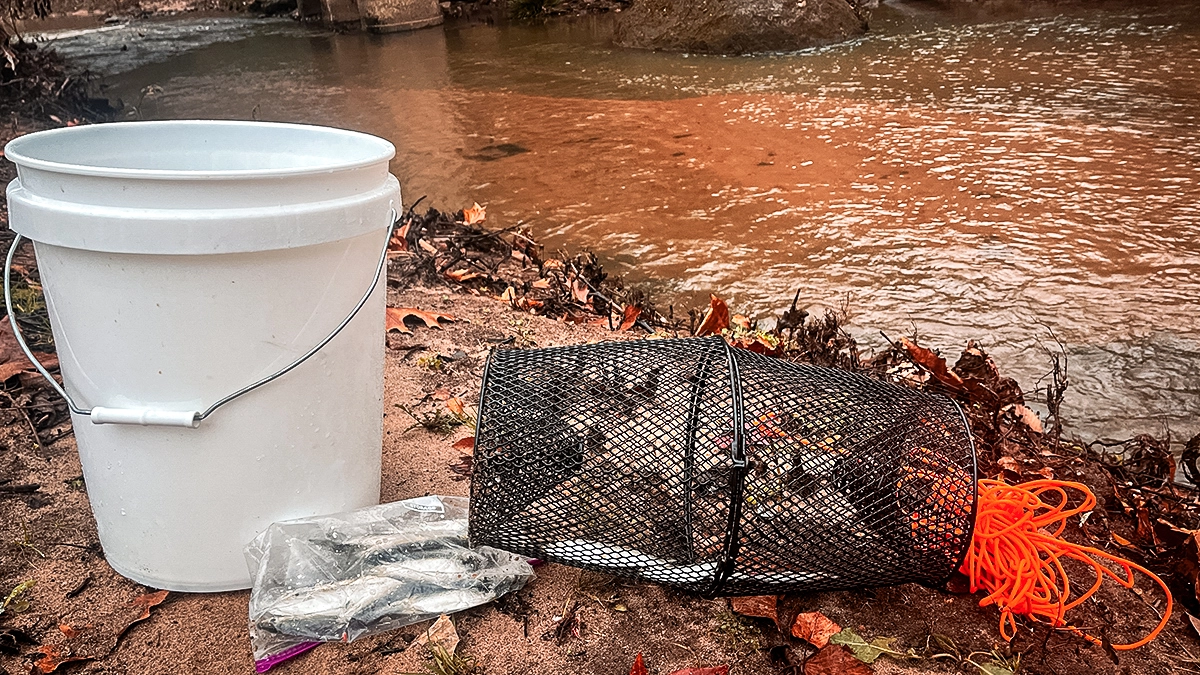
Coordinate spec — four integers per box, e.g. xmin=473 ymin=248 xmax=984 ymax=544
xmin=468 ymin=336 xmax=977 ymax=596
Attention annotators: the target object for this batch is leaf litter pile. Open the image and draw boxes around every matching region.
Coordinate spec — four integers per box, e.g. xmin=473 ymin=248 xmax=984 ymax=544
xmin=0 ymin=199 xmax=1198 ymax=674
xmin=385 ymin=202 xmax=1200 ymax=673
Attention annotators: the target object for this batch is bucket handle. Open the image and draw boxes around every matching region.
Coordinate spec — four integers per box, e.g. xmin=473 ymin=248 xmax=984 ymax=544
xmin=3 ymin=208 xmax=398 ymax=429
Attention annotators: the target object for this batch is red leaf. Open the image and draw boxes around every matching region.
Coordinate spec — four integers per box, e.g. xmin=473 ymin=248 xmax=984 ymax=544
xmin=619 ymin=306 xmax=642 ymax=332
xmin=898 ymin=337 xmax=963 ymax=390
xmin=452 ymin=437 xmax=475 ymax=452
xmin=730 ymin=595 xmax=778 ymax=622
xmin=630 ymin=653 xmax=648 ymax=675
xmin=696 ymin=294 xmax=730 ymax=336
xmin=805 ymin=645 xmax=872 ymax=675
xmin=791 ymin=611 xmax=842 ymax=648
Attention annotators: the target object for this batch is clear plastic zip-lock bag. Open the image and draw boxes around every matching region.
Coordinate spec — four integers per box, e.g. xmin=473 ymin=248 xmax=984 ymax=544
xmin=246 ymin=496 xmax=533 ymax=671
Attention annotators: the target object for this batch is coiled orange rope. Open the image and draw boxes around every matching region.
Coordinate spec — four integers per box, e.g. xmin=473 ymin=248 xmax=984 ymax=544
xmin=961 ymin=478 xmax=1172 ymax=650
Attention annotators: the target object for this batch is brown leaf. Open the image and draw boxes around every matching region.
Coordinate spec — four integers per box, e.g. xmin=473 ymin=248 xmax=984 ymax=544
xmin=730 ymin=595 xmax=778 ymax=622
xmin=1009 ymin=404 xmax=1043 ymax=433
xmin=696 ymin=294 xmax=730 ymax=336
xmin=630 ymin=653 xmax=648 ymax=675
xmin=445 ymin=397 xmax=466 ymax=418
xmin=452 ymin=437 xmax=475 ymax=452
xmin=34 ymin=591 xmax=168 ymax=673
xmin=791 ymin=611 xmax=842 ymax=648
xmin=387 ymin=221 xmax=410 ymax=253
xmin=1136 ymin=504 xmax=1161 ymax=549
xmin=445 ymin=269 xmax=483 ymax=283
xmin=731 ymin=314 xmax=751 ymax=330
xmin=386 ymin=307 xmax=456 ymax=334
xmin=668 ymin=668 xmax=729 ymax=675
xmin=997 ymin=456 xmax=1020 ymax=474
xmin=462 ymin=202 xmax=486 ymax=225
xmin=531 ymin=278 xmax=552 ymax=290
xmin=569 ymin=277 xmax=590 ymax=305
xmin=1036 ymin=466 xmax=1055 ymax=479
xmin=0 ymin=317 xmax=58 ymax=381
xmin=1189 ymin=614 xmax=1200 ymax=640
xmin=898 ymin=337 xmax=964 ymax=391
xmin=1112 ymin=532 xmax=1133 ymax=547
xmin=409 ymin=614 xmax=459 ymax=655
xmin=619 ymin=306 xmax=642 ymax=332
xmin=1180 ymin=534 xmax=1200 ymax=607
xmin=805 ymin=645 xmax=873 ymax=675
xmin=500 ymin=287 xmax=518 ymax=306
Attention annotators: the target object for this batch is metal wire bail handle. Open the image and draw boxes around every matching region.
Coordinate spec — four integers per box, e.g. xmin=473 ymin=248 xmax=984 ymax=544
xmin=2 ymin=209 xmax=398 ymax=429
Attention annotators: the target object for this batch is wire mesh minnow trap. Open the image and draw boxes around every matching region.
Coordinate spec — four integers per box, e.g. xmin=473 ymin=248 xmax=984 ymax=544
xmin=468 ymin=336 xmax=977 ymax=596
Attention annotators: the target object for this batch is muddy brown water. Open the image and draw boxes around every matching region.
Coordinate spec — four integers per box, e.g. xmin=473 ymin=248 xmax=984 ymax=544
xmin=29 ymin=1 xmax=1200 ymax=446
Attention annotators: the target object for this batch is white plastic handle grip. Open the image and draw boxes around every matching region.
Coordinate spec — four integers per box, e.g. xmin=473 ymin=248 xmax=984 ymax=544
xmin=90 ymin=407 xmax=201 ymax=428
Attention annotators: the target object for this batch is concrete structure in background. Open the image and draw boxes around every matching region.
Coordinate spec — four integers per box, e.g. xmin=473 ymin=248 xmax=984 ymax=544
xmin=296 ymin=0 xmax=443 ymax=33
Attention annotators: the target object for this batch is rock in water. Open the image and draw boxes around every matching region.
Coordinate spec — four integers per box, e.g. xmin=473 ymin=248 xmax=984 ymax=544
xmin=613 ymin=0 xmax=872 ymax=55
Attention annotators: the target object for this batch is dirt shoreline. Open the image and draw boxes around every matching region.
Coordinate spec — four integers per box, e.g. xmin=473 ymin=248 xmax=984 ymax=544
xmin=0 ymin=171 xmax=1196 ymax=674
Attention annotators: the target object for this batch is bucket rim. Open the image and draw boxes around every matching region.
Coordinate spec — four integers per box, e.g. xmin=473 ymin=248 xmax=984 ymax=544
xmin=3 ymin=120 xmax=396 ymax=181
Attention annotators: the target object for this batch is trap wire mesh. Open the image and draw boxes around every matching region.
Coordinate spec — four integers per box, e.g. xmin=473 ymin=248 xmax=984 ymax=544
xmin=469 ymin=336 xmax=977 ymax=596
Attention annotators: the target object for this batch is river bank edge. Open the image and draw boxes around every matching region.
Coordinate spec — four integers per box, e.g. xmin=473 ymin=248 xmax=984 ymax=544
xmin=1 ymin=111 xmax=1199 ymax=673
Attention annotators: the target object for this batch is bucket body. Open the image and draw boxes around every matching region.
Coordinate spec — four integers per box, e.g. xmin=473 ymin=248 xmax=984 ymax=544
xmin=4 ymin=121 xmax=400 ymax=591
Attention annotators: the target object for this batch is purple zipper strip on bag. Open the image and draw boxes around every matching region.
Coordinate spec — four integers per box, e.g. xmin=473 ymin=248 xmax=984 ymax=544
xmin=254 ymin=641 xmax=320 ymax=673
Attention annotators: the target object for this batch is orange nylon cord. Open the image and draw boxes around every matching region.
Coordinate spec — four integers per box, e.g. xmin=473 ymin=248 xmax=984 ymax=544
xmin=961 ymin=478 xmax=1172 ymax=650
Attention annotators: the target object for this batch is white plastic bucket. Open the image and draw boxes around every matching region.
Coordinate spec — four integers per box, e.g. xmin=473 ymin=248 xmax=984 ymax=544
xmin=4 ymin=120 xmax=400 ymax=592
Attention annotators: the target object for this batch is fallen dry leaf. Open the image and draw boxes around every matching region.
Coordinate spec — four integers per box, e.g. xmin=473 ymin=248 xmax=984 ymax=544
xmin=731 ymin=314 xmax=751 ymax=330
xmin=730 ymin=595 xmax=777 ymax=623
xmin=34 ymin=591 xmax=168 ymax=674
xmin=531 ymin=278 xmax=552 ymax=290
xmin=500 ymin=286 xmax=518 ymax=306
xmin=1181 ymin=534 xmax=1200 ymax=608
xmin=696 ymin=294 xmax=730 ymax=336
xmin=409 ymin=614 xmax=459 ymax=655
xmin=462 ymin=202 xmax=486 ymax=225
xmin=0 ymin=317 xmax=58 ymax=381
xmin=445 ymin=269 xmax=483 ymax=283
xmin=792 ymin=611 xmax=842 ymax=648
xmin=452 ymin=437 xmax=475 ymax=452
xmin=898 ymin=337 xmax=964 ymax=390
xmin=569 ymin=276 xmax=590 ymax=305
xmin=387 ymin=221 xmax=411 ymax=253
xmin=385 ymin=307 xmax=456 ymax=334
xmin=1189 ymin=614 xmax=1200 ymax=639
xmin=619 ymin=306 xmax=642 ymax=331
xmin=630 ymin=653 xmax=648 ymax=675
xmin=668 ymin=667 xmax=729 ymax=675
xmin=997 ymin=456 xmax=1021 ymax=474
xmin=1112 ymin=532 xmax=1133 ymax=547
xmin=805 ymin=644 xmax=873 ymax=675
xmin=1008 ymin=404 xmax=1044 ymax=433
